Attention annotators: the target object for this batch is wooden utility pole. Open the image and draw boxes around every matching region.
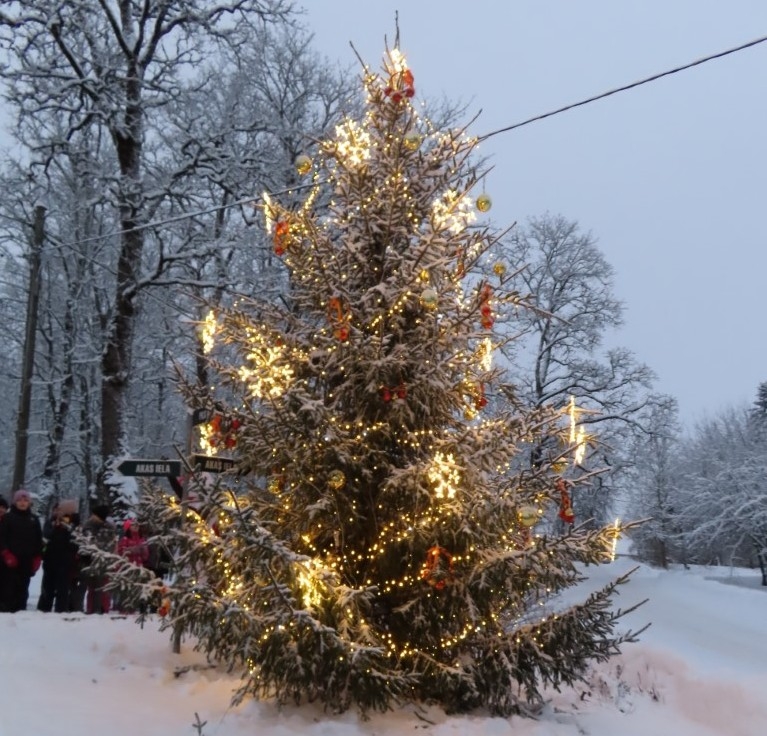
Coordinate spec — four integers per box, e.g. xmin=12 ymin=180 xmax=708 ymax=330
xmin=12 ymin=203 xmax=46 ymax=492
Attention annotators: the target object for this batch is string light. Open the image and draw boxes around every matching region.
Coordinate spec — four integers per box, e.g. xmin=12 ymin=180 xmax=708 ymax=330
xmin=199 ymin=310 xmax=217 ymax=355
xmin=332 ymin=118 xmax=372 ymax=168
xmin=427 ymin=451 xmax=460 ymax=500
xmin=431 ymin=189 xmax=477 ymax=235
xmin=568 ymin=395 xmax=588 ymax=466
xmin=162 ymin=42 xmax=624 ymax=693
xmin=610 ymin=518 xmax=622 ymax=561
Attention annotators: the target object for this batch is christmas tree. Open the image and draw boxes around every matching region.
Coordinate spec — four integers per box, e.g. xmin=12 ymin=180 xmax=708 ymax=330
xmin=95 ymin=44 xmax=644 ymax=716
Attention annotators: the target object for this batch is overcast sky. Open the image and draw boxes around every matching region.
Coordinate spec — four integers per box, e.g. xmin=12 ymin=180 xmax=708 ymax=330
xmin=304 ymin=2 xmax=767 ymax=429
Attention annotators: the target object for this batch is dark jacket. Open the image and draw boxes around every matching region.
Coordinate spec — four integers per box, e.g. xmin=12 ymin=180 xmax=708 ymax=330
xmin=0 ymin=506 xmax=44 ymax=574
xmin=42 ymin=514 xmax=80 ymax=572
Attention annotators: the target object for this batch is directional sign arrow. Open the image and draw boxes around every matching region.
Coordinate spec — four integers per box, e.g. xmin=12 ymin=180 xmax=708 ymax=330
xmin=117 ymin=459 xmax=182 ymax=477
xmin=191 ymin=454 xmax=238 ymax=473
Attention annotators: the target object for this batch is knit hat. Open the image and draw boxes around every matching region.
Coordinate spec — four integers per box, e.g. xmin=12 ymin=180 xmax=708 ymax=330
xmin=13 ymin=489 xmax=31 ymax=504
xmin=91 ymin=504 xmax=111 ymax=521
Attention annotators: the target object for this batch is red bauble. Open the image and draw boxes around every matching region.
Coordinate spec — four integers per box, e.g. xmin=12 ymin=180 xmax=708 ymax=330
xmin=334 ymin=325 xmax=349 ymax=341
xmin=556 ymin=478 xmax=575 ymax=524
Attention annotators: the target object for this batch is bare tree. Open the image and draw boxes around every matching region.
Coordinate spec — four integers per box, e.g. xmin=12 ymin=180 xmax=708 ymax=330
xmin=499 ymin=214 xmax=656 ymax=523
xmin=672 ymin=406 xmax=767 ymax=578
xmin=623 ymin=395 xmax=682 ymax=567
xmin=0 ymin=8 xmax=362 ymax=513
xmin=0 ymin=0 xmax=295 ymax=502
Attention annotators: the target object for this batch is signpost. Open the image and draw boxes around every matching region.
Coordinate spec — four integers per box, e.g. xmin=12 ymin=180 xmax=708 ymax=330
xmin=116 ymin=458 xmax=182 ymax=477
xmin=191 ymin=454 xmax=238 ymax=473
xmin=191 ymin=407 xmax=213 ymax=426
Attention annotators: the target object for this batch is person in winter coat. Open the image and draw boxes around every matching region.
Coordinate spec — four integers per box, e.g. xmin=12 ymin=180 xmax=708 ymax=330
xmin=115 ymin=519 xmax=150 ymax=613
xmin=37 ymin=501 xmax=81 ymax=613
xmin=80 ymin=505 xmax=116 ymax=615
xmin=116 ymin=520 xmax=149 ymax=567
xmin=0 ymin=489 xmax=44 ymax=612
xmin=0 ymin=497 xmax=8 ymax=606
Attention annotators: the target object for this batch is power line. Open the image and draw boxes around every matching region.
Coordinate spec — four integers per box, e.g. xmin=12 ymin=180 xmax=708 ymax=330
xmin=51 ymin=32 xmax=767 ymax=248
xmin=57 ymin=180 xmax=317 ymax=250
xmin=479 ymin=32 xmax=767 ymax=141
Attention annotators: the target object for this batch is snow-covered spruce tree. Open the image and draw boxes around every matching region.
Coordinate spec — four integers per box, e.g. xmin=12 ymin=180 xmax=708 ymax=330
xmin=99 ymin=47 xmax=643 ymax=716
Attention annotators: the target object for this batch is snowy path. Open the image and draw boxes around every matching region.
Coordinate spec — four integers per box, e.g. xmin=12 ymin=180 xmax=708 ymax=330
xmin=1 ymin=561 xmax=766 ymax=736
xmin=607 ymin=558 xmax=767 ymax=680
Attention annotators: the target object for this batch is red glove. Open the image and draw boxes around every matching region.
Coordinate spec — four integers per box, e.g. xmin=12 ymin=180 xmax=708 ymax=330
xmin=31 ymin=555 xmax=42 ymax=574
xmin=1 ymin=549 xmax=18 ymax=569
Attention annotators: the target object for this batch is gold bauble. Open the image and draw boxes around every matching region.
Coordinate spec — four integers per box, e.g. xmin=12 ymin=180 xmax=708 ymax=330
xmin=328 ymin=469 xmax=346 ymax=490
xmin=295 ymin=154 xmax=312 ymax=176
xmin=493 ymin=262 xmax=506 ymax=277
xmin=518 ymin=505 xmax=540 ymax=527
xmin=403 ymin=130 xmax=423 ymax=151
xmin=476 ymin=193 xmax=493 ymax=213
xmin=420 ymin=287 xmax=439 ymax=310
xmin=551 ymin=459 xmax=568 ymax=474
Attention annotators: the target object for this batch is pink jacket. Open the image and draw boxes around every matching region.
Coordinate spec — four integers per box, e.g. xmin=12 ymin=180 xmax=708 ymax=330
xmin=117 ymin=532 xmax=149 ymax=566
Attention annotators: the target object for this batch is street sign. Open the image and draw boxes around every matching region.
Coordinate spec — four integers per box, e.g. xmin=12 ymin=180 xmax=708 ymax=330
xmin=117 ymin=458 xmax=182 ymax=477
xmin=192 ymin=407 xmax=213 ymax=426
xmin=191 ymin=454 xmax=238 ymax=473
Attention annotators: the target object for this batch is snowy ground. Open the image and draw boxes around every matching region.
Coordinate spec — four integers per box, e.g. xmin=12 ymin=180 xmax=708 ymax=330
xmin=1 ymin=558 xmax=765 ymax=736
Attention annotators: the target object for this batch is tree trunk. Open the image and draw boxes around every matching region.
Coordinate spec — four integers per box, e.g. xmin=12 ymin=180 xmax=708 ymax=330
xmin=756 ymin=547 xmax=767 ymax=587
xmin=41 ymin=296 xmax=77 ymax=502
xmin=99 ymin=70 xmax=144 ymax=501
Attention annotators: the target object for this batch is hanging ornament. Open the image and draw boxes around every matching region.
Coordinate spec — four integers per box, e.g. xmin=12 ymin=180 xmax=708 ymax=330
xmin=403 ymin=130 xmax=423 ymax=151
xmin=273 ymin=220 xmax=291 ymax=256
xmin=551 ymin=458 xmax=568 ymax=474
xmin=327 ymin=469 xmax=346 ymax=490
xmin=518 ymin=505 xmax=540 ymax=528
xmin=384 ymin=67 xmax=415 ymax=103
xmin=294 ymin=154 xmax=312 ymax=175
xmin=267 ymin=473 xmax=284 ymax=494
xmin=381 ymin=383 xmax=407 ymax=403
xmin=420 ymin=287 xmax=439 ymax=310
xmin=476 ymin=193 xmax=493 ymax=213
xmin=474 ymin=382 xmax=488 ymax=410
xmin=479 ymin=284 xmax=494 ymax=329
xmin=556 ymin=477 xmax=575 ymax=524
xmin=327 ymin=296 xmax=351 ymax=341
xmin=418 ymin=269 xmax=430 ymax=282
xmin=205 ymin=413 xmax=241 ymax=449
xmin=493 ymin=262 xmax=506 ymax=277
xmin=157 ymin=587 xmax=171 ymax=617
xmin=420 ymin=545 xmax=454 ymax=590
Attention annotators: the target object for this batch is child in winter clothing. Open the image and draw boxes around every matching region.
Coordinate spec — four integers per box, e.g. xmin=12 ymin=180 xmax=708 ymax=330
xmin=116 ymin=520 xmax=149 ymax=566
xmin=115 ymin=519 xmax=150 ymax=613
xmin=0 ymin=489 xmax=44 ymax=612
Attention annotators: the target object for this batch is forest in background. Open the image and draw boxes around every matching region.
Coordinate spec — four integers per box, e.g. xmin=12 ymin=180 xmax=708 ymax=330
xmin=0 ymin=2 xmax=763 ymax=581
